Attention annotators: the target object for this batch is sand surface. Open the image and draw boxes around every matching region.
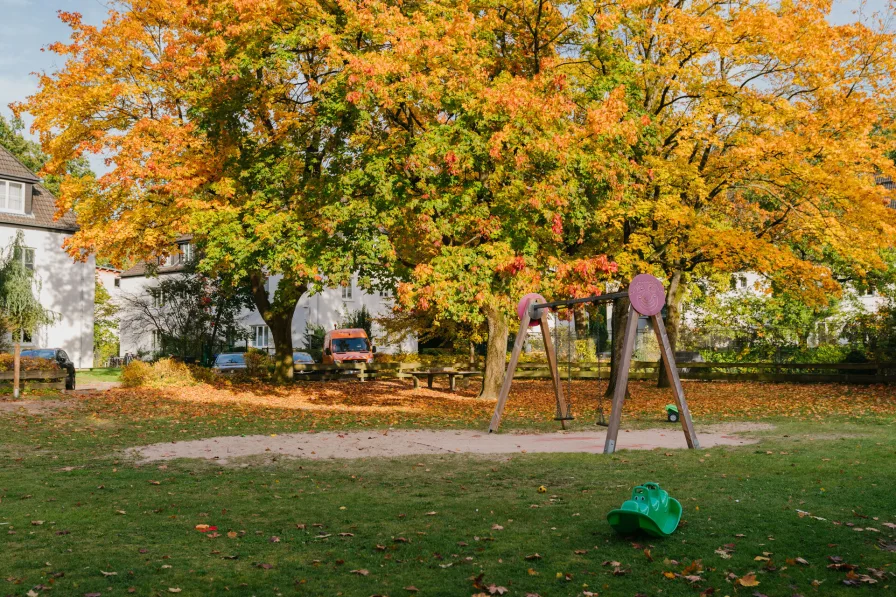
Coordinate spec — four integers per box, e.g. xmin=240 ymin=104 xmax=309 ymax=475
xmin=131 ymin=423 xmax=772 ymax=464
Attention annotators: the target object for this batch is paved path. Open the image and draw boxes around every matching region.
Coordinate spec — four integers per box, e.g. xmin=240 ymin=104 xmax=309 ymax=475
xmin=131 ymin=423 xmax=771 ymax=464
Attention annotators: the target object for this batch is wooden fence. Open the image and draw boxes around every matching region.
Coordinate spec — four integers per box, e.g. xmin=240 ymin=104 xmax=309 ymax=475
xmin=293 ymin=362 xmax=422 ymax=382
xmin=0 ymin=369 xmax=67 ymax=391
xmin=291 ymin=360 xmax=896 ymax=385
xmin=516 ymin=361 xmax=896 ymax=384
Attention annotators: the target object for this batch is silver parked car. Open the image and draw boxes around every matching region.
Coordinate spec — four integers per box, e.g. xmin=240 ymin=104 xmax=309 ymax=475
xmin=212 ymin=352 xmax=247 ymax=374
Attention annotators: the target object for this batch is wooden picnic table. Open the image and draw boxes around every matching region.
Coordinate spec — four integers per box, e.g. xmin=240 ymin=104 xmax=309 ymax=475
xmin=409 ymin=368 xmax=483 ymax=391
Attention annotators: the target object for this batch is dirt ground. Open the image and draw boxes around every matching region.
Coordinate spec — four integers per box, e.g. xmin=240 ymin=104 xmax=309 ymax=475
xmin=130 ymin=423 xmax=772 ymax=464
xmin=0 ymin=399 xmax=72 ymax=414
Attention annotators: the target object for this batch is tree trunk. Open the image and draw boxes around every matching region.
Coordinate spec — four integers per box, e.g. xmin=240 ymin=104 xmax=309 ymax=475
xmin=605 ymin=295 xmax=632 ymax=399
xmin=658 ymin=271 xmax=685 ymax=388
xmin=249 ymin=272 xmax=306 ymax=383
xmin=480 ymin=306 xmax=510 ymax=399
xmin=13 ymin=340 xmax=20 ymax=399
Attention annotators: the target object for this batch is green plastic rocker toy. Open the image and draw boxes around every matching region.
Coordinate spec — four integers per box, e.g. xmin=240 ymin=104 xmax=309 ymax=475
xmin=607 ymin=482 xmax=682 ymax=538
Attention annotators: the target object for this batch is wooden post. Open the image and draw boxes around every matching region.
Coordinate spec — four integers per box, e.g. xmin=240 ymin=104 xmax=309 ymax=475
xmin=12 ymin=341 xmax=21 ymax=399
xmin=539 ymin=316 xmax=570 ymax=430
xmin=651 ymin=314 xmax=700 ymax=449
xmin=488 ymin=310 xmax=531 ymax=433
xmin=603 ymin=305 xmax=638 ymax=454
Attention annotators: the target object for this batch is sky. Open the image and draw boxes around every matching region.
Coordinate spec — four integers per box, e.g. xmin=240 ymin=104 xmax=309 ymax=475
xmin=0 ymin=0 xmax=892 ymax=162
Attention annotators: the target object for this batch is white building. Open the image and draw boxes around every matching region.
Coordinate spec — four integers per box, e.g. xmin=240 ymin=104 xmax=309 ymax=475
xmin=0 ymin=146 xmax=95 ymax=368
xmin=118 ymin=239 xmax=416 ymax=357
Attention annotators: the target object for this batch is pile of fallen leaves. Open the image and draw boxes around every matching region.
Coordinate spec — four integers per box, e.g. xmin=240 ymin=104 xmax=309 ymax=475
xmin=70 ymin=379 xmax=896 ymax=427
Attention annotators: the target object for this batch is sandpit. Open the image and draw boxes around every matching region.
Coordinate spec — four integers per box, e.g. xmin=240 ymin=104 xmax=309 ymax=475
xmin=130 ymin=423 xmax=772 ymax=464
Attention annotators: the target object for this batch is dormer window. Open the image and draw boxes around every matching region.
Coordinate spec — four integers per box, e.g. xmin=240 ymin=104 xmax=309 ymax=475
xmin=0 ymin=180 xmax=25 ymax=213
xmin=180 ymin=242 xmax=194 ymax=264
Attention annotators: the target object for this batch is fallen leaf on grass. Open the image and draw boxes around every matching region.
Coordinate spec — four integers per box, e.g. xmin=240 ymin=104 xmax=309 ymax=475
xmin=100 ymin=571 xmax=117 ymax=577
xmin=491 ymin=524 xmax=504 ymax=531
xmin=663 ymin=571 xmax=676 ymax=579
xmin=31 ymin=521 xmax=43 ymax=526
xmin=737 ymin=573 xmax=760 ymax=587
xmin=339 ymin=533 xmax=354 ymax=537
xmin=524 ymin=553 xmax=542 ymax=560
xmin=486 ymin=584 xmax=508 ymax=595
xmin=168 ymin=589 xmax=182 ymax=594
xmin=404 ymin=587 xmax=419 ymax=592
xmin=699 ymin=589 xmax=715 ymax=596
xmin=350 ymin=569 xmax=369 ymax=576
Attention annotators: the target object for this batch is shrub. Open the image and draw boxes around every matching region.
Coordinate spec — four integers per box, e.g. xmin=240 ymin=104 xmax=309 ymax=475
xmin=121 ymin=358 xmax=216 ymax=388
xmin=243 ymin=349 xmax=270 ymax=378
xmin=121 ymin=360 xmax=153 ymax=388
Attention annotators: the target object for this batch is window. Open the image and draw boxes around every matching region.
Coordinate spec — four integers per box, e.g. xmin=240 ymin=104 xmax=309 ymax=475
xmin=379 ymin=289 xmax=392 ymax=298
xmin=152 ymin=330 xmax=162 ymax=350
xmin=152 ymin=290 xmax=166 ymax=308
xmin=0 ymin=180 xmax=25 ymax=213
xmin=251 ymin=325 xmax=271 ymax=348
xmin=114 ymin=278 xmax=120 ymax=288
xmin=179 ymin=243 xmax=194 ymax=264
xmin=731 ymin=274 xmax=747 ymax=290
xmin=341 ymin=283 xmax=353 ymax=300
xmin=14 ymin=247 xmax=34 ymax=270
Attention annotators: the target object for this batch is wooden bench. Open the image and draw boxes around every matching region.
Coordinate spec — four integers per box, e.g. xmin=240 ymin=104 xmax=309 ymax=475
xmin=409 ymin=369 xmax=483 ymax=391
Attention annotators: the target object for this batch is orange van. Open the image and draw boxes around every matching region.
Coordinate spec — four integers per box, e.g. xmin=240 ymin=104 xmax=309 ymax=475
xmin=322 ymin=328 xmax=376 ymax=365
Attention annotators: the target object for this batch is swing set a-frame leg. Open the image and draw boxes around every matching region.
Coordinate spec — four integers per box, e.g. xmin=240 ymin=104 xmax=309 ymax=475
xmin=603 ymin=304 xmax=639 ymax=455
xmin=488 ymin=311 xmax=530 ymax=433
xmin=651 ymin=313 xmax=699 ymax=449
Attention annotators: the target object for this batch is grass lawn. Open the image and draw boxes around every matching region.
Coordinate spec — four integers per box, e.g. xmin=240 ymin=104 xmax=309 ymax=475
xmin=75 ymin=368 xmax=122 ymax=383
xmin=0 ymin=381 xmax=894 ymax=596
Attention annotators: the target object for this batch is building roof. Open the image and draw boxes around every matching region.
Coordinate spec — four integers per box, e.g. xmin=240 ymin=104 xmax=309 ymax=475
xmin=0 ymin=146 xmax=39 ymax=184
xmin=120 ymin=235 xmax=193 ymax=278
xmin=875 ymin=174 xmax=895 ymax=191
xmin=120 ymin=259 xmax=187 ymax=278
xmin=0 ymin=146 xmax=78 ymax=233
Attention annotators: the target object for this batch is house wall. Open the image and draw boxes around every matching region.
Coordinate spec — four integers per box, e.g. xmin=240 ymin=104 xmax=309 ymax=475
xmin=239 ymin=274 xmax=417 ymax=354
xmin=118 ymin=272 xmax=417 ymax=357
xmin=96 ymin=269 xmax=120 ymax=301
xmin=0 ymin=226 xmax=95 ymax=368
xmin=117 ymin=273 xmax=168 ymax=357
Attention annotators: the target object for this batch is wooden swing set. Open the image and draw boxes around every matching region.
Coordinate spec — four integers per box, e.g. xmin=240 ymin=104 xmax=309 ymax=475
xmin=488 ymin=274 xmax=700 ymax=455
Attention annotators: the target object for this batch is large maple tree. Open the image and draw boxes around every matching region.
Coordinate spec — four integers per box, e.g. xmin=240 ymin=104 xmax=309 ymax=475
xmin=340 ymin=0 xmax=624 ymax=397
xmin=578 ymin=0 xmax=896 ymax=386
xmin=19 ymin=0 xmax=384 ymax=380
